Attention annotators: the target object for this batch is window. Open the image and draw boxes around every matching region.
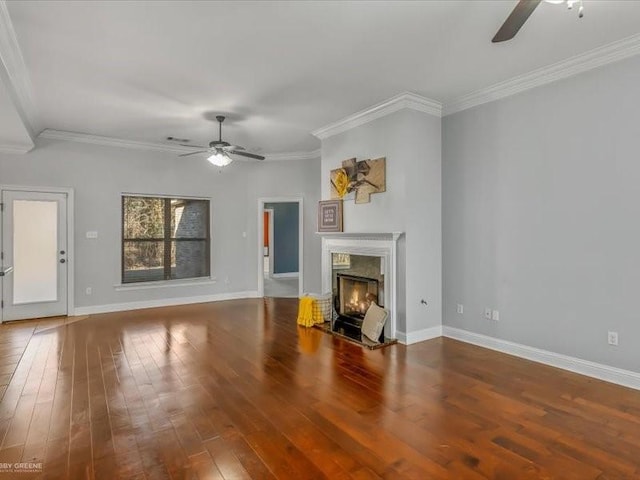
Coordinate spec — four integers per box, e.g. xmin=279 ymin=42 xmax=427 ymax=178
xmin=122 ymin=196 xmax=210 ymax=283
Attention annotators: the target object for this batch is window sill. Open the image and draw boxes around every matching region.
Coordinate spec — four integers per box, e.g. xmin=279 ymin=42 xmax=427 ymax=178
xmin=114 ymin=277 xmax=217 ymax=291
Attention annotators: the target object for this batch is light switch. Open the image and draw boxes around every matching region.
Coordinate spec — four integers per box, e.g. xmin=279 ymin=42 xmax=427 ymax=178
xmin=86 ymin=231 xmax=98 ymax=239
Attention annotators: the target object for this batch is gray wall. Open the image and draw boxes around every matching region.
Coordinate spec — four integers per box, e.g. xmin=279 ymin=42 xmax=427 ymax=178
xmin=244 ymin=159 xmax=322 ymax=294
xmin=0 ymin=136 xmax=321 ymax=309
xmin=443 ymin=54 xmax=640 ymax=372
xmin=264 ymin=202 xmax=299 ymax=274
xmin=321 ymin=109 xmax=442 ymax=336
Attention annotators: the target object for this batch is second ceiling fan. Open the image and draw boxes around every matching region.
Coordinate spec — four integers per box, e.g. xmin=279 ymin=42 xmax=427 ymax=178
xmin=492 ymin=0 xmax=584 ymax=43
xmin=179 ymin=115 xmax=265 ymax=167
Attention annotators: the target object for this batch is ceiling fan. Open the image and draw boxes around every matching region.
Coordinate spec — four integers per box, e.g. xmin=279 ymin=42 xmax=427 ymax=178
xmin=178 ymin=115 xmax=265 ymax=166
xmin=492 ymin=0 xmax=584 ymax=43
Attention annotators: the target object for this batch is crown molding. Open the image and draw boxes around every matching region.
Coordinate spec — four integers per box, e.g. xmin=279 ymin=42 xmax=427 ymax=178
xmin=444 ymin=33 xmax=640 ymax=116
xmin=0 ymin=0 xmax=39 ymax=137
xmin=39 ymin=129 xmax=320 ymax=160
xmin=0 ymin=142 xmax=33 ymax=154
xmin=265 ymin=149 xmax=320 ymax=161
xmin=39 ymin=129 xmax=195 ymax=153
xmin=311 ymin=92 xmax=442 ymax=140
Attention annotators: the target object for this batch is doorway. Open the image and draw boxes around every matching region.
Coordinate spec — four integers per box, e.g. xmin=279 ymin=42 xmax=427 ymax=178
xmin=257 ymin=198 xmax=303 ymax=298
xmin=1 ymin=187 xmax=74 ymax=322
xmin=263 ymin=209 xmax=274 ymax=278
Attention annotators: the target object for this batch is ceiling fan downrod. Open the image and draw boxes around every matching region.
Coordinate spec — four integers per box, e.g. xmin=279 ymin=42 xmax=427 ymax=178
xmin=216 ymin=115 xmax=225 ymax=141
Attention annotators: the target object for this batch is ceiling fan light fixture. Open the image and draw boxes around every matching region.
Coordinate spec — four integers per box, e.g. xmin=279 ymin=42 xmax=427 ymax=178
xmin=207 ymin=151 xmax=233 ymax=167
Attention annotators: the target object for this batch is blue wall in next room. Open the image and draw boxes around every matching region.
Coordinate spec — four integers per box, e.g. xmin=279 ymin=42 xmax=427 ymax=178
xmin=265 ymin=202 xmax=299 ymax=274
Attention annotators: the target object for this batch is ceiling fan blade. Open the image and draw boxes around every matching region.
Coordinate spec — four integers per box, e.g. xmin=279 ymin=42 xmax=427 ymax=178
xmin=209 ymin=140 xmax=231 ymax=148
xmin=221 ymin=144 xmax=245 ymax=151
xmin=228 ymin=150 xmax=265 ymax=161
xmin=492 ymin=0 xmax=541 ymax=43
xmin=179 ymin=150 xmax=208 ymax=157
xmin=179 ymin=144 xmax=207 ymax=149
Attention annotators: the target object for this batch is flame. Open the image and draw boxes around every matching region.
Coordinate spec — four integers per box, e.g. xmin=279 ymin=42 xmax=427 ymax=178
xmin=347 ymin=286 xmax=369 ymax=314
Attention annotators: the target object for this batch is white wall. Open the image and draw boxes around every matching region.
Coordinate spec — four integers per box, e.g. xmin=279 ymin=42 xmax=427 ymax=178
xmin=443 ymin=54 xmax=640 ymax=372
xmin=320 ymin=109 xmax=441 ymax=336
xmin=0 ymin=136 xmax=321 ymax=311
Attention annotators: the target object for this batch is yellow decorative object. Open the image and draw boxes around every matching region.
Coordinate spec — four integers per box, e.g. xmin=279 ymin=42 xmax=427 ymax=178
xmin=298 ymin=295 xmax=331 ymax=327
xmin=297 ymin=296 xmax=317 ymax=327
xmin=333 ymin=168 xmax=349 ymax=198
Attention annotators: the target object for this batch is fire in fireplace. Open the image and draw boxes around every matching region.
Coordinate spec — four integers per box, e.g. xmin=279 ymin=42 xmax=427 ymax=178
xmin=336 ymin=273 xmax=380 ymax=321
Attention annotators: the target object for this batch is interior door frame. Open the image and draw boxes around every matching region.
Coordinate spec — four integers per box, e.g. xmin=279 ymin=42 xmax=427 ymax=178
xmin=257 ymin=197 xmax=303 ymax=298
xmin=264 ymin=208 xmax=275 ymax=278
xmin=1 ymin=185 xmax=75 ymax=321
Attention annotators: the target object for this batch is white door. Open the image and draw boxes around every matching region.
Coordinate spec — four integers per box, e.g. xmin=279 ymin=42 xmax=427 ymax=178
xmin=1 ymin=190 xmax=68 ymax=322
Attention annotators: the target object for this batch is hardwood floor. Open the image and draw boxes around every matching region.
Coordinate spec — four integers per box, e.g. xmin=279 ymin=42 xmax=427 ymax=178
xmin=0 ymin=298 xmax=639 ymax=479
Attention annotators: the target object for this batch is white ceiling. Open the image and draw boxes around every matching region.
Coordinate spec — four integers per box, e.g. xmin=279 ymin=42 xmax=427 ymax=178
xmin=3 ymin=0 xmax=640 ymax=154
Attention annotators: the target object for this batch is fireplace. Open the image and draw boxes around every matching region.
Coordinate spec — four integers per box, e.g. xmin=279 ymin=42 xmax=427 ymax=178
xmin=333 ymin=273 xmax=383 ymax=342
xmin=320 ymin=232 xmax=403 ymax=341
xmin=337 ymin=274 xmax=380 ymax=320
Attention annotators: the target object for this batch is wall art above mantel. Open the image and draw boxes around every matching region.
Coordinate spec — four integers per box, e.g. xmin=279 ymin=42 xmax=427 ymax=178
xmin=330 ymin=157 xmax=386 ymax=204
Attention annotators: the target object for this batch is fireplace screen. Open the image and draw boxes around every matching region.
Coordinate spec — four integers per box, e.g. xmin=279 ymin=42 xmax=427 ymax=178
xmin=337 ymin=274 xmax=380 ymax=320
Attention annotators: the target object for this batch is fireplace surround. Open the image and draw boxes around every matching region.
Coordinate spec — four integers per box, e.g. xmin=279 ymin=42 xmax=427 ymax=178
xmin=320 ymin=232 xmax=402 ymax=340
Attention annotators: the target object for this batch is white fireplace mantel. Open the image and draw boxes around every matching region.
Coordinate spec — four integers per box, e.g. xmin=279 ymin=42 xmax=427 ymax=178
xmin=320 ymin=232 xmax=403 ymax=339
xmin=316 ymin=231 xmax=403 ymax=241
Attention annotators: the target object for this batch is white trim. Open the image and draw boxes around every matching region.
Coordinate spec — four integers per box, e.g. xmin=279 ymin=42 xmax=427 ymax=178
xmin=0 ymin=0 xmax=39 ymax=138
xmin=322 ymin=233 xmax=403 ymax=340
xmin=74 ymin=290 xmax=259 ymax=316
xmin=257 ymin=197 xmax=304 ymax=298
xmin=264 ymin=208 xmax=274 ymax=277
xmin=311 ymin=92 xmax=442 ymax=140
xmin=39 ymin=129 xmax=320 ymax=160
xmin=316 ymin=231 xmax=403 ymax=241
xmin=444 ymin=33 xmax=640 ymax=116
xmin=114 ymin=277 xmax=217 ymax=291
xmin=0 ymin=184 xmax=75 ymax=318
xmin=0 ymin=143 xmax=33 ymax=154
xmin=443 ymin=326 xmax=640 ymax=391
xmin=271 ymin=272 xmax=299 ymax=279
xmin=396 ymin=325 xmax=443 ymax=345
xmin=40 ymin=129 xmax=198 ymax=154
xmin=121 ymin=191 xmax=210 ymax=200
xmin=265 ymin=150 xmax=320 ymax=161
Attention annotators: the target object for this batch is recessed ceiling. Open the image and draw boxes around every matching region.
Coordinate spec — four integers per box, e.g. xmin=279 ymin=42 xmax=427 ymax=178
xmin=5 ymin=0 xmax=640 ymax=154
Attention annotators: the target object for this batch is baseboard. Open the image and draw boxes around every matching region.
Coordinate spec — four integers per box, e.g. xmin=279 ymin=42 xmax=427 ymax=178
xmin=271 ymin=272 xmax=299 ymax=279
xmin=443 ymin=326 xmax=640 ymax=391
xmin=396 ymin=325 xmax=443 ymax=345
xmin=74 ymin=291 xmax=259 ymax=316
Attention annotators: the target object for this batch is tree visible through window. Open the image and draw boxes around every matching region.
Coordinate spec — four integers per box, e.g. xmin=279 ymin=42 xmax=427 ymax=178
xmin=122 ymin=196 xmax=210 ymax=283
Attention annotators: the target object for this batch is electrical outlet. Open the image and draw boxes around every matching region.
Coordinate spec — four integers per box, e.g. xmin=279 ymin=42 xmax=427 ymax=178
xmin=484 ymin=308 xmax=492 ymax=320
xmin=85 ymin=287 xmax=92 ymax=295
xmin=608 ymin=331 xmax=619 ymax=346
xmin=457 ymin=304 xmax=464 ymax=314
xmin=224 ymin=277 xmax=231 ymax=285
xmin=492 ymin=310 xmax=500 ymax=321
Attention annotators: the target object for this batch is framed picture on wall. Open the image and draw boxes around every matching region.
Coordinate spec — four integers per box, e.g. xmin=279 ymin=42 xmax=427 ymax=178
xmin=318 ymin=200 xmax=343 ymax=232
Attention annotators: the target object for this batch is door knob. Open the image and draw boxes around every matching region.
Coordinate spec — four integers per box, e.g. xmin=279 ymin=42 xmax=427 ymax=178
xmin=60 ymin=250 xmax=65 ymax=255
xmin=59 ymin=259 xmax=66 ymax=264
xmin=0 ymin=266 xmax=13 ymax=277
